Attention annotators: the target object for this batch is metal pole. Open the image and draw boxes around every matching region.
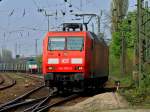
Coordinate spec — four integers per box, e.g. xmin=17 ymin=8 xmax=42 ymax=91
xmin=44 ymin=11 xmax=53 ymax=31
xmin=99 ymin=10 xmax=103 ymax=36
xmin=121 ymin=31 xmax=126 ymax=75
xmin=19 ymin=44 xmax=21 ymax=55
xmin=80 ymin=0 xmax=83 ymax=11
xmin=137 ymin=0 xmax=142 ymax=88
xmin=96 ymin=11 xmax=102 ymax=36
xmin=97 ymin=15 xmax=100 ymax=35
xmin=15 ymin=43 xmax=17 ymax=57
xmin=145 ymin=1 xmax=148 ymax=60
xmin=48 ymin=16 xmax=50 ymax=31
xmin=119 ymin=15 xmax=126 ymax=76
xmin=91 ymin=22 xmax=94 ymax=32
xmin=35 ymin=39 xmax=38 ymax=56
xmin=3 ymin=32 xmax=6 ymax=50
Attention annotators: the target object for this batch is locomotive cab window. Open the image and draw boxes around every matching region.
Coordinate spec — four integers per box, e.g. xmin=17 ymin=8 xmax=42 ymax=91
xmin=48 ymin=37 xmax=65 ymax=50
xmin=48 ymin=36 xmax=84 ymax=51
xmin=67 ymin=37 xmax=84 ymax=50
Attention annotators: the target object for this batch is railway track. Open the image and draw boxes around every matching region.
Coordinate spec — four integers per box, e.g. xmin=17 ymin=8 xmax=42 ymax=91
xmin=0 ymin=85 xmax=45 ymax=112
xmin=0 ymin=73 xmax=125 ymax=112
xmin=17 ymin=73 xmax=44 ymax=83
xmin=0 ymin=83 xmax=79 ymax=112
xmin=0 ymin=74 xmax=16 ymax=90
xmin=33 ymin=94 xmax=79 ymax=112
xmin=0 ymin=75 xmax=4 ymax=85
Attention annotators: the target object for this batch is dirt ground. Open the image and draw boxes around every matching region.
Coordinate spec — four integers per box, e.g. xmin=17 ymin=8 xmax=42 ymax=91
xmin=0 ymin=73 xmax=43 ymax=104
xmin=49 ymin=92 xmax=148 ymax=112
xmin=48 ymin=92 xmax=126 ymax=112
xmin=0 ymin=74 xmax=14 ymax=88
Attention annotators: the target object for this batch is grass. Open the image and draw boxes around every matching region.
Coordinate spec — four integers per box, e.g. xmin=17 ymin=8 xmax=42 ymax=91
xmin=110 ymin=68 xmax=150 ymax=108
xmin=109 ymin=57 xmax=133 ymax=87
xmin=109 ymin=53 xmax=150 ymax=108
xmin=119 ymin=87 xmax=150 ymax=108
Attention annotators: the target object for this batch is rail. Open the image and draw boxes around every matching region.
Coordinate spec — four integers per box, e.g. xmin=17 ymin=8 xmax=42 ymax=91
xmin=0 ymin=74 xmax=16 ymax=90
xmin=0 ymin=75 xmax=4 ymax=85
xmin=0 ymin=85 xmax=44 ymax=111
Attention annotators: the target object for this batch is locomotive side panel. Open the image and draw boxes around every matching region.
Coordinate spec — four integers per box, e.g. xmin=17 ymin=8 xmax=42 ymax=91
xmin=85 ymin=32 xmax=109 ymax=79
xmin=104 ymin=46 xmax=109 ymax=75
xmin=94 ymin=41 xmax=103 ymax=77
xmin=84 ymin=33 xmax=93 ymax=78
xmin=93 ymin=40 xmax=109 ymax=78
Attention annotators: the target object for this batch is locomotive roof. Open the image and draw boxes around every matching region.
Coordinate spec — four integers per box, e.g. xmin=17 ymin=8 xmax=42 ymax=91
xmin=46 ymin=31 xmax=107 ymax=45
xmin=89 ymin=32 xmax=107 ymax=46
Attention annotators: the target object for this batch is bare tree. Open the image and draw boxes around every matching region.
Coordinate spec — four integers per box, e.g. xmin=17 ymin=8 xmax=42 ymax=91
xmin=1 ymin=49 xmax=13 ymax=63
xmin=111 ymin=0 xmax=129 ymax=32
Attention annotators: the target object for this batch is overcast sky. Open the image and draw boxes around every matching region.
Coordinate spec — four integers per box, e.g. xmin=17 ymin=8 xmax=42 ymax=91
xmin=0 ymin=0 xmax=136 ymax=57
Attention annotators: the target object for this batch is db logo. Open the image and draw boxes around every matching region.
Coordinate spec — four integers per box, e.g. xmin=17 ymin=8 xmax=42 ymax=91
xmin=61 ymin=59 xmax=69 ymax=63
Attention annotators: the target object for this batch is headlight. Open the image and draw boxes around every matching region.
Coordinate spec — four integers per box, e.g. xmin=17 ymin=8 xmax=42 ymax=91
xmin=48 ymin=66 xmax=55 ymax=70
xmin=75 ymin=66 xmax=83 ymax=70
xmin=78 ymin=66 xmax=83 ymax=70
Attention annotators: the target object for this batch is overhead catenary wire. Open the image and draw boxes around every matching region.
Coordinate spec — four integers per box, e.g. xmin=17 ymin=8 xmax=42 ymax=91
xmin=0 ymin=0 xmax=110 ymax=57
xmin=32 ymin=0 xmax=40 ymax=9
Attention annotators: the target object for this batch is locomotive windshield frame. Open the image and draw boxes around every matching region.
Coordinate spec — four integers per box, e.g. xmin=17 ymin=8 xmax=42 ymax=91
xmin=48 ymin=37 xmax=65 ymax=50
xmin=48 ymin=36 xmax=84 ymax=51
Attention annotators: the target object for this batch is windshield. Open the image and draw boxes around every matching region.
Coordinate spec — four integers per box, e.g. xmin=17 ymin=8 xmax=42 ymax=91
xmin=48 ymin=36 xmax=84 ymax=51
xmin=67 ymin=37 xmax=83 ymax=50
xmin=29 ymin=61 xmax=37 ymax=64
xmin=48 ymin=37 xmax=65 ymax=50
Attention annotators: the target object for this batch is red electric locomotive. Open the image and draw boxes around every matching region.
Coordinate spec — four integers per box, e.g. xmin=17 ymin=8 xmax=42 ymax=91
xmin=42 ymin=23 xmax=109 ymax=92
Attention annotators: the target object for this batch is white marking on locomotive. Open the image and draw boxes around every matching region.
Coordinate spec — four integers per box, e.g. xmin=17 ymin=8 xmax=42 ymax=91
xmin=61 ymin=59 xmax=69 ymax=63
xmin=48 ymin=58 xmax=59 ymax=64
xmin=71 ymin=58 xmax=83 ymax=64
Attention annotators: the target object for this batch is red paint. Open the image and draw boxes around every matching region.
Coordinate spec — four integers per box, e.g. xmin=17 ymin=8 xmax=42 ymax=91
xmin=42 ymin=31 xmax=109 ymax=79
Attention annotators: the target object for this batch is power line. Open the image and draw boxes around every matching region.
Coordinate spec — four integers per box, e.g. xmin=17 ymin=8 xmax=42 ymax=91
xmin=32 ymin=0 xmax=40 ymax=9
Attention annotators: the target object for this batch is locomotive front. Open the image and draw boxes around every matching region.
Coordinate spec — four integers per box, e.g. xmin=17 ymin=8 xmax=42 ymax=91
xmin=43 ymin=31 xmax=86 ymax=91
xmin=26 ymin=59 xmax=38 ymax=73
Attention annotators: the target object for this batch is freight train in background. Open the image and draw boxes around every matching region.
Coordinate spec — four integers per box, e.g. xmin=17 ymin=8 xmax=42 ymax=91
xmin=0 ymin=58 xmax=40 ymax=74
xmin=42 ymin=23 xmax=109 ymax=93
